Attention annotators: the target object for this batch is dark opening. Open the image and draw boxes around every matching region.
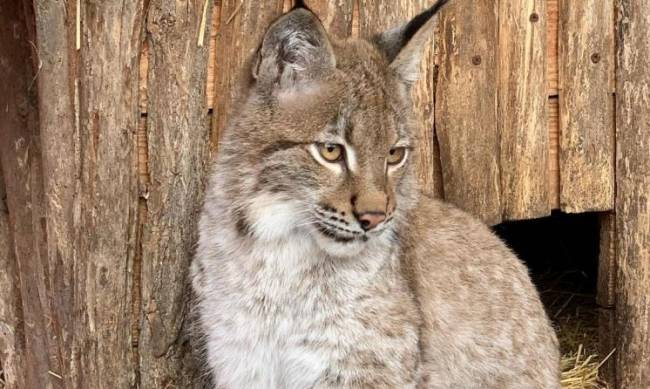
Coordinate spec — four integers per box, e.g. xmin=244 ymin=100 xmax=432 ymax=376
xmin=493 ymin=211 xmax=601 ymax=356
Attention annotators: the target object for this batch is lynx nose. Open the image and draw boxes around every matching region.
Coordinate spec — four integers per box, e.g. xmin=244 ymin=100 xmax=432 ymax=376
xmin=356 ymin=212 xmax=386 ymax=231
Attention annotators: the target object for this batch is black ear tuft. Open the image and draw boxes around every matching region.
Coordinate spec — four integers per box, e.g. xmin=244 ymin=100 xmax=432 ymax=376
xmin=372 ymin=0 xmax=450 ymax=83
xmin=252 ymin=8 xmax=335 ymax=91
xmin=292 ymin=0 xmax=309 ymax=10
xmin=401 ymin=0 xmax=450 ymax=48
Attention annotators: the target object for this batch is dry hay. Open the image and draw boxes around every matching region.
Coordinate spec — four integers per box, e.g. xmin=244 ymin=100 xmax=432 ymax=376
xmin=561 ymin=345 xmax=614 ymax=389
xmin=539 ymin=270 xmax=613 ymax=389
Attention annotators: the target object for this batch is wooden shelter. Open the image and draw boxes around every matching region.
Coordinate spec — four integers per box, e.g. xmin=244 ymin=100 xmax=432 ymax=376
xmin=0 ymin=0 xmax=648 ymax=388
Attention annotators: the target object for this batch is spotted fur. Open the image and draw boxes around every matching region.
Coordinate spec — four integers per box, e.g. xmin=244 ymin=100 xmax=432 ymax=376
xmin=192 ymin=2 xmax=560 ymax=388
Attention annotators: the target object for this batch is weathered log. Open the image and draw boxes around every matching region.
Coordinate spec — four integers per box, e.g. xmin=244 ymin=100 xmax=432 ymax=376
xmin=138 ymin=0 xmax=212 ymax=386
xmin=498 ymin=0 xmax=549 ymax=220
xmin=615 ymin=0 xmax=650 ymax=387
xmin=548 ymin=97 xmax=560 ymax=209
xmin=0 ymin=167 xmax=27 ymax=389
xmin=435 ymin=0 xmax=501 ymax=224
xmin=68 ymin=1 xmax=146 ymax=386
xmin=559 ymin=0 xmax=615 ymax=213
xmin=32 ymin=0 xmax=80 ymax=385
xmin=597 ymin=213 xmax=617 ymax=385
xmin=547 ymin=0 xmax=559 ymax=96
xmin=0 ymin=2 xmax=59 ymax=387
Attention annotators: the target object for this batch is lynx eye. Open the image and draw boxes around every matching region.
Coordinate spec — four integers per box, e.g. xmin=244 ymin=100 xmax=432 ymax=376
xmin=318 ymin=143 xmax=343 ymax=162
xmin=387 ymin=147 xmax=407 ymax=165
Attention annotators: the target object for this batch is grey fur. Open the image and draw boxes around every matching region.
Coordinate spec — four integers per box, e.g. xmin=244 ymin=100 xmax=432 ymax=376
xmin=192 ymin=2 xmax=560 ymax=388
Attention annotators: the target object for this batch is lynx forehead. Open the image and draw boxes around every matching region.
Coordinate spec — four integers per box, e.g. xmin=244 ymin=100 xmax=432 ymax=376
xmin=214 ymin=5 xmax=437 ymax=253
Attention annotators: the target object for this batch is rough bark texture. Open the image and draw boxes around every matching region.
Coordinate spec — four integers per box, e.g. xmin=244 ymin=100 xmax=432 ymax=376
xmin=615 ymin=0 xmax=650 ymax=387
xmin=498 ymin=0 xmax=549 ymax=220
xmin=139 ymin=1 xmax=212 ymax=386
xmin=559 ymin=0 xmax=615 ymax=213
xmin=0 ymin=166 xmax=27 ymax=389
xmin=0 ymin=2 xmax=55 ymax=387
xmin=32 ymin=0 xmax=79 ymax=386
xmin=359 ymin=0 xmax=443 ymax=198
xmin=597 ymin=213 xmax=617 ymax=385
xmin=435 ymin=0 xmax=501 ymax=224
xmin=2 ymin=0 xmax=212 ymax=387
xmin=69 ymin=1 xmax=146 ymax=387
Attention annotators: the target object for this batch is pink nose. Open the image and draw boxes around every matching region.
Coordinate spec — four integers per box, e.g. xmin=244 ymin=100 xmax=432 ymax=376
xmin=356 ymin=212 xmax=386 ymax=231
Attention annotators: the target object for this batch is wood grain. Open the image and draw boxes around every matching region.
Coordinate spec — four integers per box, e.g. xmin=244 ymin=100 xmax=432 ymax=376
xmin=547 ymin=0 xmax=558 ymax=96
xmin=358 ymin=0 xmax=443 ymax=198
xmin=307 ymin=0 xmax=355 ymax=39
xmin=0 ymin=2 xmax=59 ymax=387
xmin=559 ymin=0 xmax=615 ymax=213
xmin=598 ymin=213 xmax=617 ymax=309
xmin=0 ymin=163 xmax=27 ymax=389
xmin=435 ymin=0 xmax=501 ymax=224
xmin=548 ymin=97 xmax=560 ymax=209
xmin=615 ymin=0 xmax=650 ymax=387
xmin=139 ymin=1 xmax=212 ymax=386
xmin=32 ymin=0 xmax=80 ymax=385
xmin=210 ymin=0 xmax=286 ymax=150
xmin=71 ymin=1 xmax=146 ymax=386
xmin=206 ymin=4 xmax=221 ymax=110
xmin=597 ymin=212 xmax=617 ymax=385
xmin=498 ymin=0 xmax=550 ymax=220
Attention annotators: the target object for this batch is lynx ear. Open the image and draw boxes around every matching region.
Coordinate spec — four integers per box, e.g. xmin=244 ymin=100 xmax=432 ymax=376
xmin=373 ymin=0 xmax=449 ymax=84
xmin=252 ymin=7 xmax=336 ymax=90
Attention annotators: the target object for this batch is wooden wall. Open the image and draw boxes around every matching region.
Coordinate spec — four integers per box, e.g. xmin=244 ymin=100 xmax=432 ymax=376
xmin=1 ymin=0 xmax=648 ymax=388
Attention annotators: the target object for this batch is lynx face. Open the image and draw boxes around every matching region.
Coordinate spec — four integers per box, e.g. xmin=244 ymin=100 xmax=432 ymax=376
xmin=216 ymin=5 xmax=439 ymax=257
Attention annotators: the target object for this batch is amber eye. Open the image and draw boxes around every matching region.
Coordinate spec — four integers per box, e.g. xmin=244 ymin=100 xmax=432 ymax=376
xmin=318 ymin=143 xmax=343 ymax=162
xmin=387 ymin=147 xmax=407 ymax=165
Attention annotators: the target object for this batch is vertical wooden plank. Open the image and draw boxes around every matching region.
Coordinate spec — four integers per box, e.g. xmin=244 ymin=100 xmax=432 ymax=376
xmin=70 ymin=1 xmax=145 ymax=386
xmin=33 ymin=0 xmax=80 ymax=385
xmin=547 ymin=0 xmax=559 ymax=96
xmin=206 ymin=4 xmax=221 ymax=111
xmin=139 ymin=0 xmax=212 ymax=386
xmin=547 ymin=0 xmax=560 ymax=210
xmin=598 ymin=213 xmax=617 ymax=309
xmin=0 ymin=2 xmax=60 ymax=387
xmin=435 ymin=1 xmax=501 ymax=224
xmin=597 ymin=212 xmax=617 ymax=385
xmin=307 ymin=0 xmax=354 ymax=39
xmin=559 ymin=0 xmax=615 ymax=213
xmin=498 ymin=0 xmax=550 ymax=220
xmin=615 ymin=0 xmax=650 ymax=387
xmin=359 ymin=0 xmax=443 ymax=198
xmin=548 ymin=97 xmax=560 ymax=209
xmin=211 ymin=0 xmax=286 ymax=150
xmin=0 ymin=168 xmax=26 ymax=389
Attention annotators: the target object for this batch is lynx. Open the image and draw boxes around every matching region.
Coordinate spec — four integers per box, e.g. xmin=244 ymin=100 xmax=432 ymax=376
xmin=191 ymin=1 xmax=560 ymax=387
